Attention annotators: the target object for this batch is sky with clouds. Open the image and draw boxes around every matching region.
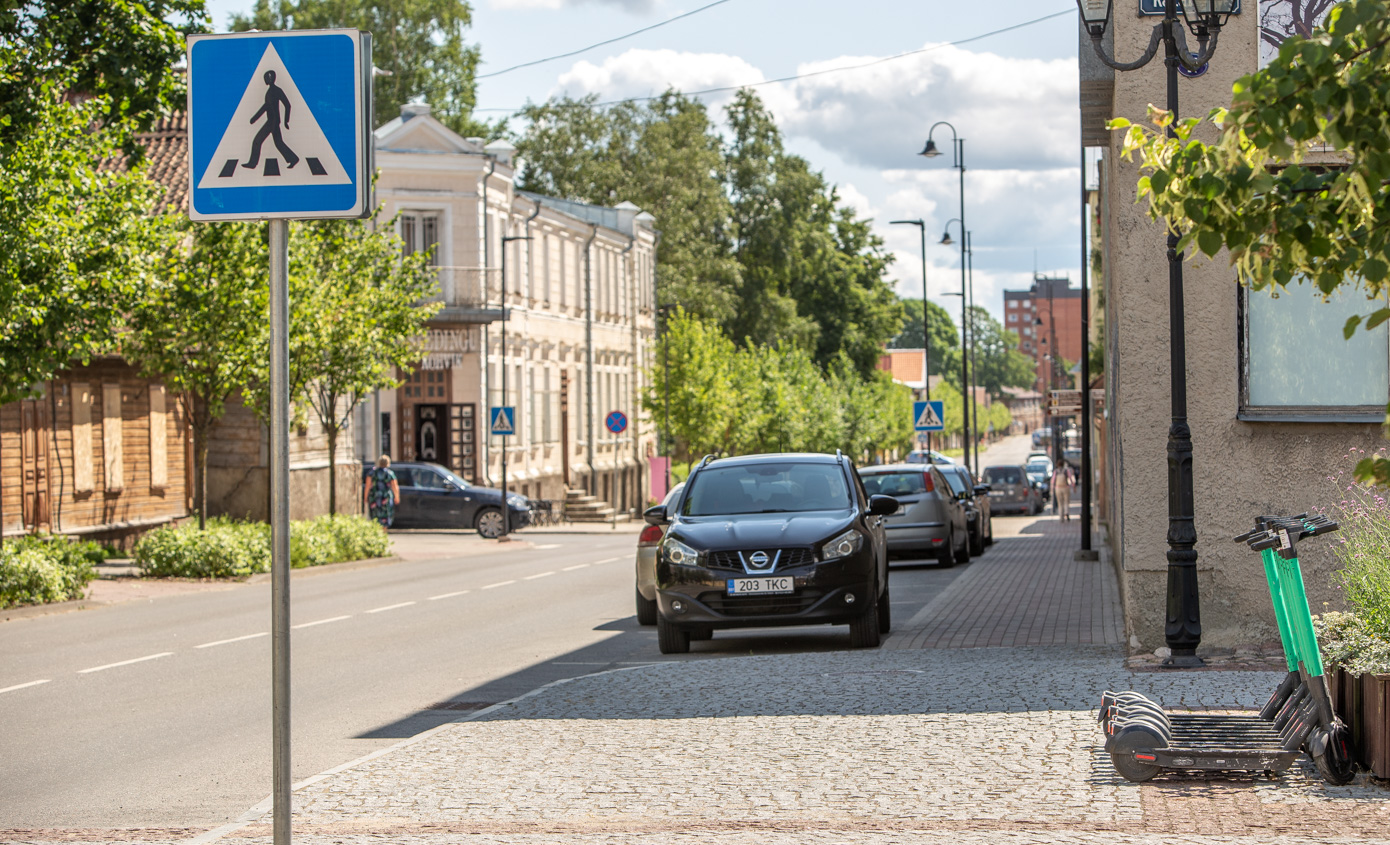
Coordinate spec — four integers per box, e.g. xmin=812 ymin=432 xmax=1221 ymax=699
xmin=204 ymin=0 xmax=1094 ymax=322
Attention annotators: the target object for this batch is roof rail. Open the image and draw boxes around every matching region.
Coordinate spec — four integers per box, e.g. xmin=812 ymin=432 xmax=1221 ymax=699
xmin=699 ymin=454 xmax=715 ymax=468
xmin=835 ymin=449 xmax=844 ymax=464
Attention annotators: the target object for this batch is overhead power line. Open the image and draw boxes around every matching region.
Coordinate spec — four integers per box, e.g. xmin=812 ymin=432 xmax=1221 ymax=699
xmin=474 ymin=8 xmax=1073 ymax=113
xmin=476 ymin=0 xmax=736 ymax=79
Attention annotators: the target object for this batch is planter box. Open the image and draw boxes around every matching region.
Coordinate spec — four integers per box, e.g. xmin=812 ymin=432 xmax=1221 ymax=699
xmin=1330 ymin=667 xmax=1390 ymax=779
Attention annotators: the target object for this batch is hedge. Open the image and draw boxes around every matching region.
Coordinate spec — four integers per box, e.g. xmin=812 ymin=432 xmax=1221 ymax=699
xmin=134 ymin=514 xmax=390 ymax=578
xmin=0 ymin=535 xmax=106 ymax=609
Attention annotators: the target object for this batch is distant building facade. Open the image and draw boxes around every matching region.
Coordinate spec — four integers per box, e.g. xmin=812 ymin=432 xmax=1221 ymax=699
xmin=1003 ymin=275 xmax=1085 ymax=399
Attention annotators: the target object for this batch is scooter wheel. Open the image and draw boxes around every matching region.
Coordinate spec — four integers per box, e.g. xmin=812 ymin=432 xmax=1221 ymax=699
xmin=1109 ymin=724 xmax=1165 ymax=782
xmin=1312 ymin=723 xmax=1356 ymax=785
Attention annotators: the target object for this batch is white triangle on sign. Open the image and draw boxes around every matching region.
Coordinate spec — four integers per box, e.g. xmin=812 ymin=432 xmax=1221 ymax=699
xmin=196 ymin=43 xmax=352 ymax=189
xmin=491 ymin=410 xmax=514 ymax=434
xmin=916 ymin=403 xmax=943 ymax=428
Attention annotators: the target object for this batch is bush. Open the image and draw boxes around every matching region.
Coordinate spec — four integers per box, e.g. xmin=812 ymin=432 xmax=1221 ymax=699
xmin=134 ymin=514 xmax=389 ymax=578
xmin=0 ymin=535 xmax=102 ymax=608
xmin=1314 ymin=611 xmax=1390 ymax=676
xmin=1317 ymin=448 xmax=1390 ymax=674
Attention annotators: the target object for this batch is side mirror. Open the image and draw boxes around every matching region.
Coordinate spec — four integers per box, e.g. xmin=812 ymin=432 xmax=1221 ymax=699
xmin=867 ymin=494 xmax=899 ymax=516
xmin=974 ymin=484 xmax=991 ymax=495
xmin=643 ymin=504 xmax=668 ymax=526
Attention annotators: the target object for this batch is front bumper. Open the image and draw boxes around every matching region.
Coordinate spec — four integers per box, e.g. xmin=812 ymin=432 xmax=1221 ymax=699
xmin=656 ymin=553 xmax=875 ymax=629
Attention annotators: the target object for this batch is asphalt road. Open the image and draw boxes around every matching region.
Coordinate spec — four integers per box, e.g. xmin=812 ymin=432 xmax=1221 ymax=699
xmin=0 ymin=509 xmax=1008 ymax=829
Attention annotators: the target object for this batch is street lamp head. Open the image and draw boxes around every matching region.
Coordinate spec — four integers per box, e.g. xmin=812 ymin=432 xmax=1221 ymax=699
xmin=1180 ymin=0 xmax=1237 ymax=35
xmin=1075 ymin=0 xmax=1113 ymax=35
xmin=919 ymin=139 xmax=943 ymax=158
xmin=890 ymin=219 xmax=924 ymax=227
xmin=939 ymin=231 xmax=954 ymax=246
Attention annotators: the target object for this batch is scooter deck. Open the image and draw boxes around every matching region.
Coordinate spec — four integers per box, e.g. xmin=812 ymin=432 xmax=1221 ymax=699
xmin=1148 ymin=714 xmax=1301 ymax=772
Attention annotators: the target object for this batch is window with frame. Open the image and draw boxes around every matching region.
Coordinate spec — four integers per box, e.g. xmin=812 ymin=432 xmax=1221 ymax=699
xmin=1241 ymin=280 xmax=1389 ymax=420
xmin=400 ymin=212 xmax=441 ymax=266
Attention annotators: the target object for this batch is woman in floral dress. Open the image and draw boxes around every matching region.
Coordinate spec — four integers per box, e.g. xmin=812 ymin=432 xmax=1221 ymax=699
xmin=364 ymin=455 xmax=400 ymax=528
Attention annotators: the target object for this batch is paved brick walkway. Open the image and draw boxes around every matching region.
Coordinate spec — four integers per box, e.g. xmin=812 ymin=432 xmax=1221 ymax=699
xmin=888 ymin=511 xmax=1124 ymax=650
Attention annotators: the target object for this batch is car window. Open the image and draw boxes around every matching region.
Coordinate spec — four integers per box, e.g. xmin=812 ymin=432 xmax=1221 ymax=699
xmin=662 ymin=482 xmax=685 ymax=508
xmin=985 ymin=466 xmax=1023 ymax=485
xmin=412 ymin=468 xmax=449 ymax=490
xmin=391 ymin=468 xmax=414 ymax=487
xmin=941 ymin=468 xmax=969 ymax=495
xmin=861 ymin=471 xmax=928 ymax=497
xmin=681 ymin=462 xmax=851 ymax=516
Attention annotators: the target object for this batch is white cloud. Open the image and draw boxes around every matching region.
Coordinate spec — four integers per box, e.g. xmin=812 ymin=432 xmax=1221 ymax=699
xmin=491 ymin=0 xmax=655 ymax=10
xmin=778 ymin=43 xmax=1079 ymax=173
xmin=551 ymin=48 xmax=795 ymax=119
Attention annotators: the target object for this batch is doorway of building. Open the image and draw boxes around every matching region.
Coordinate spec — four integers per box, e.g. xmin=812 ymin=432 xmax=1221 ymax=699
xmin=20 ymin=398 xmax=52 ymax=531
xmin=414 ymin=404 xmax=448 ymax=465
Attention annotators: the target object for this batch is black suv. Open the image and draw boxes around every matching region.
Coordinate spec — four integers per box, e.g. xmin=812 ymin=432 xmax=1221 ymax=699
xmin=645 ymin=452 xmax=898 ymax=654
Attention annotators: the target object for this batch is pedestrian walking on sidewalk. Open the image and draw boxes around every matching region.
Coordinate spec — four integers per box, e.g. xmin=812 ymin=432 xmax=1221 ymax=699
xmin=1051 ymin=463 xmax=1075 ymax=522
xmin=364 ymin=455 xmax=400 ymax=528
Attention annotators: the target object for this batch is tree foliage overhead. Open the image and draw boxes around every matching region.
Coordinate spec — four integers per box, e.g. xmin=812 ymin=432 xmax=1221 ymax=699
xmin=888 ymin=298 xmax=961 ymax=384
xmin=967 ymin=306 xmax=1038 ymax=397
xmin=0 ymin=87 xmax=171 ymax=405
xmin=230 ymin=0 xmax=487 ymax=136
xmin=1111 ymin=0 xmax=1390 ymax=484
xmin=514 ymin=89 xmax=902 ymax=377
xmin=0 ymin=0 xmax=208 ymax=140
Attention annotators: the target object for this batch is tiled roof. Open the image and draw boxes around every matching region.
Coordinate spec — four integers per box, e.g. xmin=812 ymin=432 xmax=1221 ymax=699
xmin=135 ymin=113 xmax=188 ymax=214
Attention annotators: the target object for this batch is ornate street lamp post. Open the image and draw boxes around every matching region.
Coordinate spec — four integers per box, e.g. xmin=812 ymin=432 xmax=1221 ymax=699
xmin=1075 ymin=0 xmax=1235 ymax=667
xmin=890 ymin=219 xmax=933 ymax=453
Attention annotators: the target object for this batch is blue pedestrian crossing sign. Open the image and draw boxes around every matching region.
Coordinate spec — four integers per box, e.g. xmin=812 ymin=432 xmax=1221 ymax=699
xmin=187 ymin=30 xmax=372 ymax=221
xmin=490 ymin=407 xmax=516 ymax=436
xmin=913 ymin=400 xmax=945 ymax=432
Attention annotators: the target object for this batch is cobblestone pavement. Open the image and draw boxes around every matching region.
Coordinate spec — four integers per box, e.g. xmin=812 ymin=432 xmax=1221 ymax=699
xmin=175 ymin=647 xmax=1383 ymax=845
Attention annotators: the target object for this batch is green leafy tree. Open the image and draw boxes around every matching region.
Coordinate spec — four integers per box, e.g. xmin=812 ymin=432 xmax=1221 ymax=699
xmin=231 ymin=0 xmax=487 ymax=136
xmin=0 ymin=89 xmax=170 ymax=405
xmin=643 ymin=307 xmax=736 ymax=462
xmin=967 ymin=306 xmax=1037 ymax=396
xmin=1109 ymin=0 xmax=1390 ymax=483
xmin=125 ymin=221 xmax=268 ymax=529
xmin=0 ymin=0 xmax=207 ymax=142
xmin=888 ymin=297 xmax=962 ymax=379
xmin=285 ymin=214 xmax=440 ymax=514
xmin=987 ymin=400 xmax=1014 ymax=437
xmin=515 ymin=93 xmax=742 ymax=326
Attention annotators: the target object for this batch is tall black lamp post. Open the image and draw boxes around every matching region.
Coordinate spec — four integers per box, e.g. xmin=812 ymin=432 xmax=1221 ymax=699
xmin=939 ymin=218 xmax=972 ymax=475
xmin=1075 ymin=0 xmax=1234 ymax=667
xmin=498 ymin=233 xmax=532 ymax=539
xmin=921 ymin=122 xmax=971 ymax=473
xmin=890 ymin=219 xmax=933 ymax=453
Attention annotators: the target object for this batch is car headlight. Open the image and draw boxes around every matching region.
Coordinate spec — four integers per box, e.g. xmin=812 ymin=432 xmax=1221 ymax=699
xmin=662 ymin=537 xmax=702 ymax=567
xmin=820 ymin=529 xmax=863 ymax=562
xmin=507 ymin=495 xmax=528 ymax=508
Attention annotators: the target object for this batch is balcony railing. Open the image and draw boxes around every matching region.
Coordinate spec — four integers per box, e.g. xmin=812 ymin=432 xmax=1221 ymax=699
xmin=421 ymin=266 xmax=504 ymax=323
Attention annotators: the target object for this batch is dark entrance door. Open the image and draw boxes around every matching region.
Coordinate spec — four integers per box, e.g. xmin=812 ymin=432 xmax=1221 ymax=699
xmin=20 ymin=399 xmax=51 ymax=531
xmin=414 ymin=404 xmax=448 ymax=465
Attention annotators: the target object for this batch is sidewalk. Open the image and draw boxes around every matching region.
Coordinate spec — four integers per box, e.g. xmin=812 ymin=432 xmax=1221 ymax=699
xmin=197 ymin=509 xmax=1390 ymax=842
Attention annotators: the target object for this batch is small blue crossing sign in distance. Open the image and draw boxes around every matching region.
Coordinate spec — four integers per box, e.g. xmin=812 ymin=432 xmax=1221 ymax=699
xmin=186 ymin=30 xmax=372 ymax=221
xmin=913 ymin=400 xmax=945 ymax=432
xmin=605 ymin=411 xmax=628 ymax=435
xmin=490 ymin=406 xmax=516 ymax=436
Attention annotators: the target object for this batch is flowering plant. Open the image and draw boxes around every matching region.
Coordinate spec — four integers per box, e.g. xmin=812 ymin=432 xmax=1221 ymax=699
xmin=1315 ymin=448 xmax=1390 ymax=675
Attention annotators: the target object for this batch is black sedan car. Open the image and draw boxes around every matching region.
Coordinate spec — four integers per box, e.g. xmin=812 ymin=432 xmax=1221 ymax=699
xmin=383 ymin=461 xmax=531 ymax=537
xmin=646 ymin=452 xmax=898 ymax=654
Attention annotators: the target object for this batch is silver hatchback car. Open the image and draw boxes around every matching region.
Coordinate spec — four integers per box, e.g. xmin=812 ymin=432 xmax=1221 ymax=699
xmin=858 ymin=464 xmax=969 ymax=566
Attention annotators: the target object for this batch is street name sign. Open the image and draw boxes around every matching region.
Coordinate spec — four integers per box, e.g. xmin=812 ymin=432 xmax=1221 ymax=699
xmin=913 ymin=400 xmax=945 ymax=432
xmin=1138 ymin=0 xmax=1241 ymax=14
xmin=490 ymin=407 xmax=516 ymax=436
xmin=605 ymin=411 xmax=628 ymax=435
xmin=187 ymin=30 xmax=372 ymax=221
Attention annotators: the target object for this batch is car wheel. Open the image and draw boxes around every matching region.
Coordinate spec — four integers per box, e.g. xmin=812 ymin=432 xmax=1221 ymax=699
xmin=969 ymin=520 xmax=985 ymax=556
xmin=849 ymin=595 xmax=882 ymax=648
xmin=954 ymin=528 xmax=971 ymax=564
xmin=984 ymin=516 xmax=994 ymax=547
xmin=475 ymin=507 xmax=505 ymax=539
xmin=635 ymin=586 xmax=657 ymax=626
xmin=877 ymin=582 xmax=891 ymax=634
xmin=937 ymin=530 xmax=956 ymax=567
xmin=657 ymin=615 xmax=690 ymax=654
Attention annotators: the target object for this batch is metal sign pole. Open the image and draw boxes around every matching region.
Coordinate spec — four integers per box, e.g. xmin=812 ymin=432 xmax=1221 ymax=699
xmin=268 ymin=218 xmax=291 ymax=845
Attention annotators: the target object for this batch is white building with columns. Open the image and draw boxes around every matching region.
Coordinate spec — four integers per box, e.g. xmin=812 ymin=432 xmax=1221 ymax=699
xmin=359 ymin=102 xmax=659 ymax=513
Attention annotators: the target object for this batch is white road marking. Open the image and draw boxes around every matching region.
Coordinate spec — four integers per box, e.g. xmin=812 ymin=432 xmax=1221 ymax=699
xmin=593 ymin=557 xmax=622 ymax=565
xmin=481 ymin=580 xmax=516 ymax=590
xmin=428 ymin=590 xmax=470 ymax=601
xmin=366 ymin=601 xmax=417 ymax=614
xmin=79 ymin=652 xmax=173 ymax=674
xmin=293 ymin=615 xmax=351 ymax=630
xmin=196 ymin=632 xmax=268 ymax=649
xmin=524 ymin=571 xmax=555 ymax=580
xmin=0 ymin=679 xmax=51 ymax=694
xmin=534 ymin=543 xmax=562 ymax=550
xmin=561 ymin=563 xmax=589 ymax=571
